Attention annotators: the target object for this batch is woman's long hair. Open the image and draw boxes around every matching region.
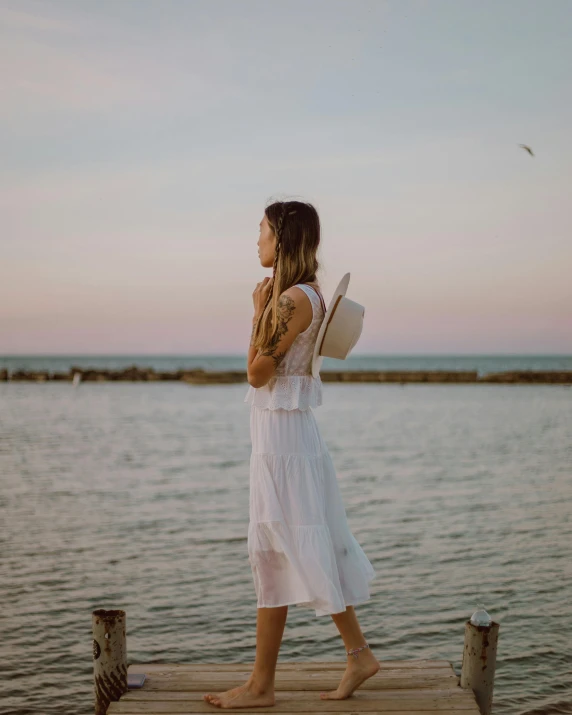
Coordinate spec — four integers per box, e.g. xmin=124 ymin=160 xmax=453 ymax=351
xmin=252 ymin=199 xmax=322 ymax=352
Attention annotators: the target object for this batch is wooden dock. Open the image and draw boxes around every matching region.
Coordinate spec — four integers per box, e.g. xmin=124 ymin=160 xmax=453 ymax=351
xmin=106 ymin=659 xmax=481 ymax=714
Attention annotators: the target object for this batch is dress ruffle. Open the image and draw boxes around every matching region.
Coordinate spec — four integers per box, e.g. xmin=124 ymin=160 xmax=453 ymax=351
xmin=244 ymin=374 xmax=323 ymax=411
xmin=248 ymin=451 xmax=376 ymax=616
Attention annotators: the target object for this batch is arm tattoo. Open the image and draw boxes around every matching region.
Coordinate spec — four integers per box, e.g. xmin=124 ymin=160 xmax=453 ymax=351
xmin=260 ymin=294 xmax=296 ymax=367
xmin=249 ymin=319 xmax=258 ymax=347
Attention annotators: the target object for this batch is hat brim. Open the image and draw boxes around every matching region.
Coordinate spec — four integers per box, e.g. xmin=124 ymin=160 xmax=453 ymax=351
xmin=311 ymin=272 xmax=351 ymax=378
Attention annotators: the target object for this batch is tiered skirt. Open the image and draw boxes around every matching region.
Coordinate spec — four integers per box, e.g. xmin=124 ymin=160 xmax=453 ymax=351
xmin=248 ymin=404 xmax=375 ymax=617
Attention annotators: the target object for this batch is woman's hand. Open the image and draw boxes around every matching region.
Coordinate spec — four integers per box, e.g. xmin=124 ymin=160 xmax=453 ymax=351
xmin=252 ymin=277 xmax=274 ymax=319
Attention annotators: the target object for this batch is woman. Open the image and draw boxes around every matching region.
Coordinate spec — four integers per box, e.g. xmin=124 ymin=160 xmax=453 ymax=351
xmin=204 ymin=199 xmax=379 ymax=709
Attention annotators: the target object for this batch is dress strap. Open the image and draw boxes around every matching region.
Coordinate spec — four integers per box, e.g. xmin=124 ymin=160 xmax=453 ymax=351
xmin=299 ymin=284 xmax=327 ymax=314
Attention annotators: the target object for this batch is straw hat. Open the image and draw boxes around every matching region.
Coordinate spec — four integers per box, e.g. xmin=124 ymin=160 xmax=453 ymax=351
xmin=311 ymin=272 xmax=365 ymax=378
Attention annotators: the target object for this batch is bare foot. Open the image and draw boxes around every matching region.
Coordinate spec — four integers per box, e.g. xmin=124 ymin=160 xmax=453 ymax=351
xmin=320 ymin=649 xmax=381 ymax=700
xmin=203 ymin=678 xmax=275 ymax=709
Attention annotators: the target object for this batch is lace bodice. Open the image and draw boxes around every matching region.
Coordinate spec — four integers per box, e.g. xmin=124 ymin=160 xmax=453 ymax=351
xmin=244 ymin=284 xmax=325 ymax=410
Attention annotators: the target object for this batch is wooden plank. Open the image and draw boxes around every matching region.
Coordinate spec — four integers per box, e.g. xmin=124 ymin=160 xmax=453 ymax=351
xmin=119 ymin=672 xmax=459 ymax=692
xmin=110 ymin=712 xmax=477 ymax=715
xmin=125 ymin=665 xmax=454 ymax=676
xmin=128 ymin=660 xmax=453 ymax=673
xmin=108 ymin=707 xmax=478 ymax=715
xmin=119 ymin=689 xmax=471 ymax=701
xmin=108 ymin=689 xmax=479 ymax=712
xmin=108 ymin=702 xmax=478 ymax=712
xmin=110 ymin=712 xmax=476 ymax=715
xmin=132 ymin=669 xmax=456 ymax=678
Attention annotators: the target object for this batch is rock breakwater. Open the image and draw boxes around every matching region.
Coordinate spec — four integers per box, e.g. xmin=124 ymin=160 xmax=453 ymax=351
xmin=1 ymin=367 xmax=571 ymax=384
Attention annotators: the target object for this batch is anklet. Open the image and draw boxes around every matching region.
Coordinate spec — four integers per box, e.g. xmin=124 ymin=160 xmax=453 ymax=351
xmin=347 ymin=642 xmax=369 ymax=659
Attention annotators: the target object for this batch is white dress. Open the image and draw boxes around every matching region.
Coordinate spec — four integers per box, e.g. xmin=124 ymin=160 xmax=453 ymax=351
xmin=244 ymin=283 xmax=376 ymax=617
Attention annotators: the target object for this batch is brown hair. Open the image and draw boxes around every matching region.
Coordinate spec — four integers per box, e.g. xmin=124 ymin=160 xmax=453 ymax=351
xmin=252 ymin=199 xmax=321 ymax=352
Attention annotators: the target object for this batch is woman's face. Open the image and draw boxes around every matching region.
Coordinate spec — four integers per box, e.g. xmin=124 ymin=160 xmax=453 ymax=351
xmin=257 ymin=214 xmax=277 ymax=268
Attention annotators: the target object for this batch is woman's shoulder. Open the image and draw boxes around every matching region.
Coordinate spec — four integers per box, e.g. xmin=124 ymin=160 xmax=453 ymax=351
xmin=283 ymin=281 xmax=320 ymax=294
xmin=292 ymin=281 xmax=321 ymax=292
xmin=285 ymin=283 xmax=321 ymax=305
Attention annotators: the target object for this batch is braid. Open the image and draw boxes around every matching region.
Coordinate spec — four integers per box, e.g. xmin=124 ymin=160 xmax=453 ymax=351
xmin=272 ymin=205 xmax=285 ymax=278
xmin=259 ymin=204 xmax=285 ymax=323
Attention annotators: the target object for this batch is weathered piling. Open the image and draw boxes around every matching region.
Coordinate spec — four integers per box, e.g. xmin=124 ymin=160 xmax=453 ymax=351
xmin=93 ymin=609 xmax=128 ymax=715
xmin=460 ymin=618 xmax=500 ymax=715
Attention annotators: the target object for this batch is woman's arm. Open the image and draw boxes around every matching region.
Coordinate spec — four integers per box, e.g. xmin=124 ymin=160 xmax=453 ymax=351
xmin=247 ymin=315 xmax=261 ymax=375
xmin=247 ymin=287 xmax=310 ymax=388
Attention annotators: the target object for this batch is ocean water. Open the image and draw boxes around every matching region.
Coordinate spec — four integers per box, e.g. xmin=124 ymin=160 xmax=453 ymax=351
xmin=1 ymin=353 xmax=572 ymax=376
xmin=1 ymin=380 xmax=571 ymax=715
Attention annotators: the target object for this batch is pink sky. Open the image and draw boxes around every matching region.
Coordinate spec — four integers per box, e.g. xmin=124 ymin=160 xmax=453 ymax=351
xmin=1 ymin=1 xmax=571 ymax=354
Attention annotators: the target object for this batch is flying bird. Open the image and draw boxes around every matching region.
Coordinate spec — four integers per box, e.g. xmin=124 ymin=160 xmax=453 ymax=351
xmin=518 ymin=144 xmax=534 ymax=156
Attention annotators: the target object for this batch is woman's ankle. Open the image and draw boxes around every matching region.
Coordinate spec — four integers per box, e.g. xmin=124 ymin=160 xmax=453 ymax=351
xmin=248 ymin=671 xmax=275 ymax=694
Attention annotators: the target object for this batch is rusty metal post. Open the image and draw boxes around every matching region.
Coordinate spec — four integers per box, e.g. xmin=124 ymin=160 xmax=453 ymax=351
xmin=460 ymin=618 xmax=500 ymax=715
xmin=93 ymin=609 xmax=128 ymax=715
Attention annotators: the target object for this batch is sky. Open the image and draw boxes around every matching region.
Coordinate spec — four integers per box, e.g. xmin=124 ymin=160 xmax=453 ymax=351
xmin=1 ymin=0 xmax=571 ymax=355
